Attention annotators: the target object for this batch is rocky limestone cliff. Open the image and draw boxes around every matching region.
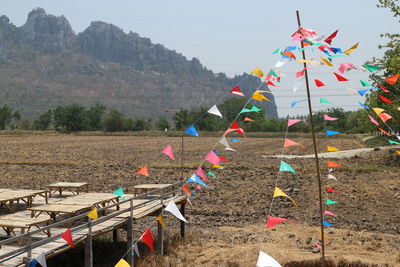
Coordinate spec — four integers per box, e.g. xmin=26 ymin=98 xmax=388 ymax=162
xmin=0 ymin=8 xmax=278 ymax=119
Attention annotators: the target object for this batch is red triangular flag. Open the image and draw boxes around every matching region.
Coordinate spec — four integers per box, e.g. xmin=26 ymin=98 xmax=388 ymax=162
xmin=229 ymin=121 xmax=245 ymax=135
xmin=229 ymin=86 xmax=245 ymax=97
xmin=266 ymin=81 xmax=278 ymax=87
xmin=327 ymin=160 xmax=341 ymax=167
xmin=379 ymin=128 xmax=392 ymax=136
xmin=140 ymin=228 xmax=155 ymax=252
xmin=136 ymin=165 xmax=149 ymax=177
xmin=265 ymin=216 xmax=289 ymax=229
xmin=333 ymin=72 xmax=348 ymax=82
xmin=282 ymin=51 xmax=296 ymax=59
xmin=385 ymin=73 xmax=400 ymax=85
xmin=315 ymin=79 xmax=325 ymax=87
xmin=219 ymin=156 xmax=229 ymax=162
xmin=324 ymin=30 xmax=339 ymax=45
xmin=244 ymin=117 xmax=254 ymax=122
xmin=61 ymin=229 xmax=74 ymax=248
xmin=182 ymin=184 xmax=191 ymax=196
xmin=379 ymin=95 xmax=394 ymax=103
xmin=326 ymin=187 xmax=339 ymax=193
xmin=378 ymin=84 xmax=390 ymax=93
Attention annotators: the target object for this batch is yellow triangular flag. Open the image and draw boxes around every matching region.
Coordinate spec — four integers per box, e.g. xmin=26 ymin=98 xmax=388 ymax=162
xmin=298 ymin=59 xmax=311 ymax=63
xmin=273 ymin=187 xmax=297 ymax=206
xmin=344 ymin=42 xmax=359 ymax=55
xmin=372 ymin=108 xmax=385 ymax=114
xmin=156 ymin=215 xmax=165 ymax=228
xmin=212 ymin=164 xmax=224 ymax=169
xmin=115 ymin=259 xmax=130 ymax=267
xmin=327 ymin=146 xmax=339 ymax=152
xmin=251 ymin=67 xmax=264 ymax=78
xmin=252 ymin=93 xmax=270 ymax=102
xmin=395 ymin=150 xmax=400 ymax=155
xmin=320 ymin=57 xmax=333 ymax=66
xmin=87 ymin=208 xmax=98 ymax=220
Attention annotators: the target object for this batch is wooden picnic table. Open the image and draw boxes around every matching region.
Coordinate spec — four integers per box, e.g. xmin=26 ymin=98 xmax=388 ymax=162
xmin=132 ymin=184 xmax=173 ymax=196
xmin=0 ymin=190 xmax=49 ymax=213
xmin=0 ymin=215 xmax=52 ymax=245
xmin=46 ymin=182 xmax=91 ymax=197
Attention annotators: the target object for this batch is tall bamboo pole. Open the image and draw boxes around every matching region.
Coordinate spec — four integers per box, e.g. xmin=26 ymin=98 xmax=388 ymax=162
xmin=296 ymin=10 xmax=326 ymax=263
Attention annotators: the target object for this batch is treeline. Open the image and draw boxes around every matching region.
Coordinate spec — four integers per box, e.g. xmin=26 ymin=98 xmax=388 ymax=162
xmin=0 ymin=99 xmax=377 ymax=134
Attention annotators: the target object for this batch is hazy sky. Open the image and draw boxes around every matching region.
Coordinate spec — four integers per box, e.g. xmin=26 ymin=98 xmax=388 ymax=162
xmin=2 ymin=1 xmax=398 ymax=117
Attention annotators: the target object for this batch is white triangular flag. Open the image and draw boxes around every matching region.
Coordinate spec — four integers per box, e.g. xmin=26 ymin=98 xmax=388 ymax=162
xmin=256 ymin=251 xmax=281 ymax=267
xmin=36 ymin=252 xmax=47 ymax=267
xmin=133 ymin=243 xmax=140 ymax=258
xmin=219 ymin=136 xmax=236 ymax=152
xmin=293 ymin=79 xmax=303 ymax=92
xmin=274 ymin=60 xmax=288 ymax=68
xmin=328 ymin=174 xmax=337 ymax=181
xmin=396 ymin=136 xmax=400 ymax=141
xmin=207 ymin=105 xmax=222 ymax=118
xmin=165 ymin=200 xmax=187 ymax=223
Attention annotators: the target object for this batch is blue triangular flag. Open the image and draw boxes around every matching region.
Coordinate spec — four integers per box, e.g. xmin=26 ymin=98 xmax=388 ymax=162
xmin=184 ymin=125 xmax=198 ymax=137
xmin=291 ymin=98 xmax=307 ymax=108
xmin=29 ymin=259 xmax=37 ymax=267
xmin=326 ymin=130 xmax=341 ymax=136
xmin=331 ymin=47 xmax=343 ymax=54
xmin=285 ymin=46 xmax=297 ymax=52
xmin=322 ymin=49 xmax=331 ymax=56
xmin=230 ymin=138 xmax=240 ymax=142
xmin=191 ymin=191 xmax=196 ymax=196
xmin=187 ymin=173 xmax=208 ymax=188
xmin=323 ymin=220 xmax=334 ymax=227
xmin=358 ymin=102 xmax=370 ymax=110
xmin=357 ymin=89 xmax=369 ymax=96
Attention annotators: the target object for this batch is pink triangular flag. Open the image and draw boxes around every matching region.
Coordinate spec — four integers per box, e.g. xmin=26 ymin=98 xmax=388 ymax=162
xmin=196 ymin=185 xmax=202 ymax=190
xmin=368 ymin=115 xmax=380 ymax=126
xmin=205 ymin=150 xmax=220 ymax=165
xmin=338 ymin=63 xmax=354 ymax=74
xmin=284 ymin=138 xmax=304 ymax=149
xmin=288 ymin=119 xmax=301 ymax=127
xmin=324 ymin=210 xmax=337 ymax=217
xmin=162 ymin=145 xmax=175 ymax=160
xmin=195 ymin=167 xmax=207 ymax=180
xmin=323 ymin=114 xmax=338 ymax=121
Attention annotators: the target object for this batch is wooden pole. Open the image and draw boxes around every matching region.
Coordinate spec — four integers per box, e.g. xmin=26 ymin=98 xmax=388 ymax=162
xmin=126 ymin=216 xmax=134 ymax=265
xmin=84 ymin=220 xmax=93 ymax=267
xmin=295 ymin=10 xmax=326 ymax=263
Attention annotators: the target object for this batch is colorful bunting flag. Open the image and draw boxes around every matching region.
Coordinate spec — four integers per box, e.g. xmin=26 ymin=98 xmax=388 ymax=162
xmin=266 ymin=81 xmax=278 ymax=87
xmin=165 ymin=200 xmax=187 ymax=223
xmin=363 ymin=64 xmax=381 ymax=72
xmin=284 ymin=138 xmax=304 ymax=149
xmin=219 ymin=156 xmax=229 ymax=162
xmin=333 ymin=72 xmax=348 ymax=81
xmin=205 ymin=150 xmax=221 ymax=165
xmin=195 ymin=167 xmax=207 ymax=180
xmin=315 ymin=79 xmax=325 ymax=87
xmin=358 ymin=89 xmax=369 ymax=96
xmin=113 ymin=187 xmax=125 ymax=198
xmin=378 ymin=112 xmax=393 ymax=122
xmin=219 ymin=136 xmax=236 ymax=152
xmin=61 ymin=229 xmax=74 ymax=248
xmin=378 ymin=84 xmax=391 ymax=93
xmin=379 ymin=128 xmax=392 ymax=136
xmin=251 ymin=67 xmax=264 ymax=77
xmin=136 ymin=165 xmax=149 ymax=177
xmin=187 ymin=173 xmax=208 ymax=188
xmin=87 ymin=208 xmax=98 ymax=220
xmin=140 ymin=229 xmax=154 ymax=252
xmin=272 ymin=48 xmax=282 ymax=54
xmin=326 ymin=130 xmax=341 ymax=136
xmin=184 ymin=125 xmax=199 ymax=137
xmin=327 ymin=146 xmax=339 ymax=152
xmin=320 ymin=98 xmax=333 ymax=104
xmin=36 ymin=252 xmax=47 ymax=267
xmin=323 ymin=220 xmax=334 ymax=227
xmin=115 ymin=259 xmax=130 ymax=267
xmin=291 ymin=98 xmax=308 ymax=107
xmin=368 ymin=115 xmax=380 ymax=126
xmin=320 ymin=57 xmax=334 ymax=66
xmin=326 ymin=199 xmax=338 ymax=205
xmin=338 ymin=63 xmax=354 ymax=73
xmin=230 ymin=138 xmax=240 ymax=142
xmin=385 ymin=73 xmax=400 ymax=85
xmin=327 ymin=160 xmax=341 ymax=167
xmin=207 ymin=171 xmax=216 ymax=178
xmin=324 ymin=210 xmax=337 ymax=216
xmin=273 ymin=187 xmax=297 ymax=206
xmin=279 ymin=161 xmax=296 ymax=173
xmin=162 ymin=145 xmax=175 ymax=160
xmin=388 ymin=140 xmax=400 ymax=145
xmin=282 ymin=51 xmax=296 ymax=59
xmin=156 ymin=215 xmax=166 ymax=228
xmin=373 ymin=108 xmax=385 ymax=114
xmin=256 ymin=251 xmax=282 ymax=267
xmin=344 ymin=42 xmax=359 ymax=55
xmin=208 ymin=105 xmax=223 ymax=118
xmin=324 ymin=30 xmax=338 ymax=44
xmin=288 ymin=119 xmax=302 ymax=127
xmin=379 ymin=95 xmax=394 ymax=103
xmin=327 ymin=174 xmax=338 ymax=181
xmin=229 ymin=86 xmax=245 ymax=97
xmin=326 ymin=187 xmax=339 ymax=193
xmin=358 ymin=102 xmax=369 ymax=110
xmin=225 ymin=121 xmax=245 ymax=135
xmin=212 ymin=164 xmax=224 ymax=169
xmin=252 ymin=92 xmax=270 ymax=102
xmin=323 ymin=114 xmax=338 ymax=121
xmin=244 ymin=117 xmax=254 ymax=122
xmin=265 ymin=216 xmax=289 ymax=229
xmin=360 ymin=80 xmax=371 ymax=87
xmin=182 ymin=184 xmax=191 ymax=196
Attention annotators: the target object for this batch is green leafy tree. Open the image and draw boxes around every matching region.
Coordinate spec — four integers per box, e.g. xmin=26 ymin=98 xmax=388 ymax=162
xmin=103 ymin=110 xmax=125 ymax=132
xmin=86 ymin=104 xmax=106 ymax=130
xmin=53 ymin=103 xmax=88 ymax=132
xmin=0 ymin=105 xmax=17 ymax=130
xmin=156 ymin=117 xmax=170 ymax=131
xmin=34 ymin=110 xmax=53 ymax=130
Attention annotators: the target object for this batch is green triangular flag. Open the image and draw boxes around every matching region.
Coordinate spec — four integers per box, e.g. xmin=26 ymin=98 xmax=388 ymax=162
xmin=113 ymin=186 xmax=125 ymax=199
xmin=272 ymin=48 xmax=282 ymax=54
xmin=268 ymin=69 xmax=278 ymax=77
xmin=240 ymin=108 xmax=252 ymax=114
xmin=207 ymin=171 xmax=216 ymax=178
xmin=250 ymin=106 xmax=263 ymax=112
xmin=388 ymin=140 xmax=400 ymax=145
xmin=279 ymin=161 xmax=296 ymax=174
xmin=326 ymin=199 xmax=338 ymax=205
xmin=320 ymin=98 xmax=333 ymax=104
xmin=363 ymin=64 xmax=381 ymax=72
xmin=360 ymin=80 xmax=372 ymax=87
xmin=327 ymin=55 xmax=345 ymax=61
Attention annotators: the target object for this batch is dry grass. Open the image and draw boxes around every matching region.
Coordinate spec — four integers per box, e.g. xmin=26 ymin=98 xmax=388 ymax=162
xmin=0 ymin=160 xmax=79 ymax=166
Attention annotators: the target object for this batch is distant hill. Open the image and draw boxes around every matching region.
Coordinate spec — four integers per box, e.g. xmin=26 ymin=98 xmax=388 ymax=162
xmin=0 ymin=8 xmax=278 ymax=119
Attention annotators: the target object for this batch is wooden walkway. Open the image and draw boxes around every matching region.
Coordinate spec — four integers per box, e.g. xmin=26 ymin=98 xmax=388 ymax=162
xmin=0 ymin=183 xmax=186 ymax=266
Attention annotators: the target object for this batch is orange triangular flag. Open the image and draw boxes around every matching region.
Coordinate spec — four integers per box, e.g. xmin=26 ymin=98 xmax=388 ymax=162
xmin=284 ymin=138 xmax=304 ymax=149
xmin=385 ymin=73 xmax=399 ymax=85
xmin=327 ymin=160 xmax=341 ymax=167
xmin=136 ymin=165 xmax=149 ymax=177
xmin=244 ymin=117 xmax=254 ymax=122
xmin=379 ymin=128 xmax=392 ymax=136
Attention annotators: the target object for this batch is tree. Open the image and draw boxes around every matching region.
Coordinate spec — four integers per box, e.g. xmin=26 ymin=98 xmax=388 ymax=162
xmin=86 ymin=104 xmax=106 ymax=130
xmin=0 ymin=105 xmax=16 ymax=130
xmin=53 ymin=103 xmax=88 ymax=132
xmin=34 ymin=110 xmax=53 ymax=130
xmin=103 ymin=110 xmax=125 ymax=132
xmin=156 ymin=117 xmax=170 ymax=131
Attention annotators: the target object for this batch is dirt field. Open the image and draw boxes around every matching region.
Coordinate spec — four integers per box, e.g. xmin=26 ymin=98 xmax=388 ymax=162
xmin=0 ymin=134 xmax=399 ymax=266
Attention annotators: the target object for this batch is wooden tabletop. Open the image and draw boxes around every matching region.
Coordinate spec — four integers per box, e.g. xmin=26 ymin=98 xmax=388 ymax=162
xmin=133 ymin=184 xmax=172 ymax=190
xmin=29 ymin=204 xmax=91 ymax=214
xmin=47 ymin=182 xmax=90 ymax=188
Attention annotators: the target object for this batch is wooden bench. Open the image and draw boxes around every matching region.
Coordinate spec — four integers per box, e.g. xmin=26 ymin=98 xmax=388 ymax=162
xmin=132 ymin=184 xmax=173 ymax=196
xmin=46 ymin=182 xmax=91 ymax=197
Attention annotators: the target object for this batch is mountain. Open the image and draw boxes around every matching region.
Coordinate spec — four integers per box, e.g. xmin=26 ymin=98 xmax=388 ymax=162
xmin=0 ymin=8 xmax=278 ymax=119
